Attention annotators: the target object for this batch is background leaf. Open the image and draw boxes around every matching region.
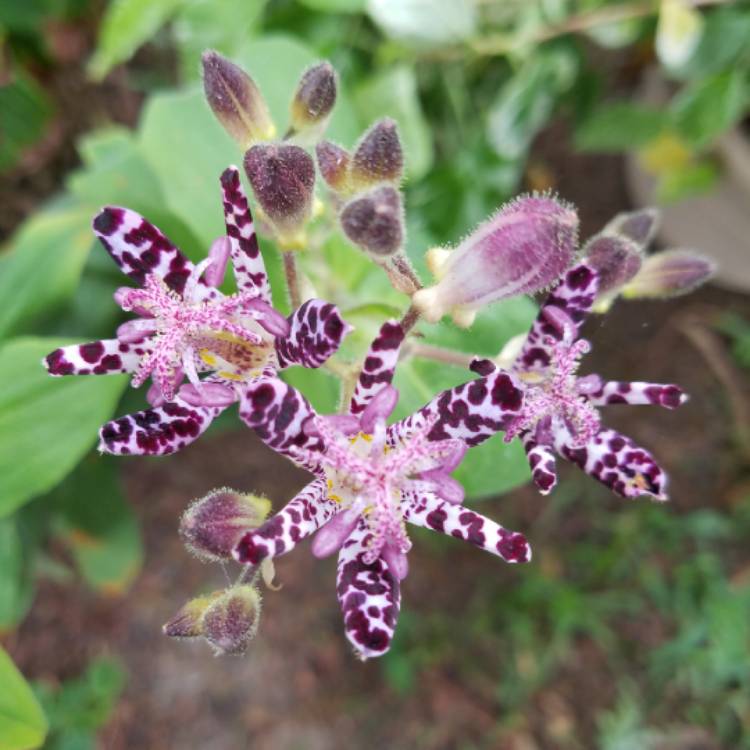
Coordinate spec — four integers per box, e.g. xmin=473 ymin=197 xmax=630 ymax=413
xmin=0 ymin=338 xmax=129 ymax=517
xmin=575 ymin=102 xmax=668 ymax=152
xmin=0 ymin=518 xmax=34 ymax=632
xmin=0 ymin=647 xmax=47 ymax=750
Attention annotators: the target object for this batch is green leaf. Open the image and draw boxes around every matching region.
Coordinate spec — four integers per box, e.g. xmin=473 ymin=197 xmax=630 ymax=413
xmin=487 ymin=47 xmax=578 ymax=161
xmin=52 ymin=458 xmax=143 ymax=594
xmin=0 ymin=518 xmax=34 ymax=632
xmin=575 ymin=102 xmax=668 ymax=152
xmin=0 ymin=204 xmax=93 ymax=341
xmin=297 ymin=0 xmax=366 ymax=13
xmin=672 ymin=71 xmax=748 ymax=149
xmin=0 ymin=338 xmax=129 ymax=517
xmin=0 ymin=72 xmax=53 ymax=172
xmin=88 ymin=0 xmax=184 ymax=80
xmin=138 ymin=34 xmax=360 ymax=249
xmin=367 ymin=0 xmax=477 ymax=46
xmin=0 ymin=647 xmax=47 ymax=750
xmin=354 ymin=66 xmax=433 ymax=180
xmin=655 ymin=159 xmax=719 ymax=203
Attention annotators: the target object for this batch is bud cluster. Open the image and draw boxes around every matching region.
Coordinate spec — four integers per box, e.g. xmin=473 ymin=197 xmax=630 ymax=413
xmin=582 ymin=207 xmax=716 ymax=311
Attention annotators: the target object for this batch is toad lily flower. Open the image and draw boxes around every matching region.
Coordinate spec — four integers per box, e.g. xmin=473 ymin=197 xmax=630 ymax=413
xmin=44 ymin=166 xmax=348 ymax=456
xmin=232 ymin=321 xmax=530 ymax=659
xmin=474 ymin=264 xmax=688 ymax=500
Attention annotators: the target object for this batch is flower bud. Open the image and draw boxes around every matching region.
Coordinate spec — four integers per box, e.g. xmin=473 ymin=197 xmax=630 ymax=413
xmin=412 ymin=195 xmax=578 ymax=327
xmin=202 ymin=51 xmax=275 ymax=148
xmin=350 ymin=118 xmax=403 ymax=189
xmin=289 ymin=62 xmax=337 ymax=138
xmin=203 ymin=585 xmax=261 ymax=655
xmin=243 ymin=143 xmax=315 ymax=240
xmin=602 ymin=207 xmax=660 ymax=249
xmin=623 ymin=249 xmax=716 ymax=299
xmin=316 ymin=140 xmax=350 ymax=192
xmin=180 ymin=488 xmax=271 ymax=563
xmin=584 ymin=233 xmax=642 ymax=296
xmin=163 ymin=593 xmax=220 ymax=639
xmin=340 ymin=185 xmax=404 ymax=257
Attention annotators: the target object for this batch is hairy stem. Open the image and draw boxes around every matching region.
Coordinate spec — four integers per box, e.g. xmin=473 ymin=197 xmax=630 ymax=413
xmin=409 ymin=342 xmax=476 ymax=370
xmin=283 ymin=252 xmax=302 ymax=309
xmin=400 ymin=304 xmax=421 ymax=335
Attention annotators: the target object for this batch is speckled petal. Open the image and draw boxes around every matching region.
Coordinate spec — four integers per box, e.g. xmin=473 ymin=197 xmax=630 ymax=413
xmin=520 ymin=430 xmax=558 ymax=495
xmin=588 ymin=380 xmax=688 ymax=409
xmin=350 ymin=320 xmax=405 ymax=415
xmin=516 ymin=263 xmax=598 ymax=371
xmin=219 ymin=166 xmax=272 ymax=303
xmin=390 ymin=368 xmax=524 ymax=448
xmin=274 ymin=299 xmax=349 ymax=369
xmin=234 ymin=479 xmax=334 ymax=564
xmin=237 ymin=377 xmax=323 ymax=462
xmin=404 ymin=493 xmax=531 ymax=563
xmin=336 ymin=518 xmax=401 ymax=660
xmin=92 ymin=207 xmax=202 ymax=295
xmin=44 ymin=339 xmax=142 ymax=376
xmin=98 ymin=397 xmax=223 ymax=456
xmin=556 ymin=427 xmax=668 ymax=500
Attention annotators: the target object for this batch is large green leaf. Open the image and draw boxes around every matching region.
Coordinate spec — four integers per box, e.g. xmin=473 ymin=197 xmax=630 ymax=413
xmin=298 ymin=0 xmax=366 ymax=11
xmin=0 ymin=338 xmax=129 ymax=517
xmin=0 ymin=205 xmax=93 ymax=341
xmin=52 ymin=458 xmax=143 ymax=595
xmin=354 ymin=66 xmax=433 ymax=180
xmin=0 ymin=647 xmax=47 ymax=750
xmin=88 ymin=0 xmax=184 ymax=80
xmin=575 ymin=102 xmax=668 ymax=152
xmin=0 ymin=519 xmax=34 ymax=632
xmin=138 ymin=35 xmax=360 ymax=249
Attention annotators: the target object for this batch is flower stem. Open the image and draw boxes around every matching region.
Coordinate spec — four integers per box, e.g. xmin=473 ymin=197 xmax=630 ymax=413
xmin=400 ymin=304 xmax=421 ymax=335
xmin=283 ymin=252 xmax=301 ymax=309
xmin=409 ymin=342 xmax=476 ymax=370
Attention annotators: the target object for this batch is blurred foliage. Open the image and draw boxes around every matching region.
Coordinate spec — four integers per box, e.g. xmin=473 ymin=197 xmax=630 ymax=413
xmin=717 ymin=312 xmax=750 ymax=371
xmin=0 ymin=647 xmax=47 ymax=750
xmin=1 ymin=0 xmax=748 ymax=744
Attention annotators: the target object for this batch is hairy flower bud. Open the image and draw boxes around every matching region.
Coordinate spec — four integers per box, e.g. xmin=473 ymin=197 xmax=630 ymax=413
xmin=623 ymin=249 xmax=716 ymax=299
xmin=163 ymin=593 xmax=219 ymax=639
xmin=180 ymin=488 xmax=271 ymax=563
xmin=584 ymin=233 xmax=643 ymax=296
xmin=603 ymin=207 xmax=660 ymax=249
xmin=203 ymin=585 xmax=261 ymax=655
xmin=350 ymin=118 xmax=404 ymax=189
xmin=340 ymin=185 xmax=404 ymax=257
xmin=289 ymin=62 xmax=337 ymax=139
xmin=243 ymin=143 xmax=315 ymax=240
xmin=316 ymin=140 xmax=350 ymax=192
xmin=413 ymin=195 xmax=578 ymax=327
xmin=202 ymin=51 xmax=275 ymax=148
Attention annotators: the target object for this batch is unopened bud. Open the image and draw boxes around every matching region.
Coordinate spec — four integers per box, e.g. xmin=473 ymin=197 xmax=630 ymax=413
xmin=163 ymin=593 xmax=220 ymax=639
xmin=603 ymin=207 xmax=660 ymax=249
xmin=316 ymin=140 xmax=350 ymax=192
xmin=340 ymin=185 xmax=404 ymax=257
xmin=412 ymin=195 xmax=578 ymax=327
xmin=623 ymin=249 xmax=716 ymax=299
xmin=584 ymin=233 xmax=642 ymax=296
xmin=289 ymin=62 xmax=337 ymax=138
xmin=203 ymin=585 xmax=261 ymax=655
xmin=350 ymin=118 xmax=403 ymax=189
xmin=180 ymin=488 xmax=271 ymax=563
xmin=202 ymin=51 xmax=275 ymax=148
xmin=243 ymin=143 xmax=315 ymax=239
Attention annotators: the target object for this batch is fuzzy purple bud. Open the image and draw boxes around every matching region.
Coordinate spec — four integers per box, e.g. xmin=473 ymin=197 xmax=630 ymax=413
xmin=162 ymin=594 xmax=219 ymax=639
xmin=289 ymin=62 xmax=337 ymax=135
xmin=243 ymin=143 xmax=315 ymax=237
xmin=203 ymin=585 xmax=261 ymax=655
xmin=624 ymin=249 xmax=716 ymax=299
xmin=202 ymin=51 xmax=275 ymax=148
xmin=350 ymin=118 xmax=403 ymax=188
xmin=180 ymin=488 xmax=271 ymax=563
xmin=413 ymin=195 xmax=579 ymax=327
xmin=584 ymin=233 xmax=643 ymax=296
xmin=340 ymin=185 xmax=404 ymax=257
xmin=604 ymin=207 xmax=660 ymax=248
xmin=316 ymin=140 xmax=350 ymax=192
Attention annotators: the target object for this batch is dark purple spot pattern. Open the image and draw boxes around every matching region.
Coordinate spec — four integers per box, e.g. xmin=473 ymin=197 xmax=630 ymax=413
xmin=234 ymin=479 xmax=334 ymax=564
xmin=274 ymin=299 xmax=348 ymax=369
xmin=220 ymin=166 xmax=272 ymax=302
xmin=520 ymin=431 xmax=558 ymax=495
xmin=589 ymin=380 xmax=687 ymax=410
xmin=350 ymin=320 xmax=405 ymax=414
xmin=44 ymin=339 xmax=140 ymax=377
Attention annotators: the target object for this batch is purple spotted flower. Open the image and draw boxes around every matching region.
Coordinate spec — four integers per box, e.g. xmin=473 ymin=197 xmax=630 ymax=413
xmin=231 ymin=321 xmax=530 ymax=659
xmin=44 ymin=166 xmax=348 ymax=456
xmin=475 ymin=263 xmax=687 ymax=500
